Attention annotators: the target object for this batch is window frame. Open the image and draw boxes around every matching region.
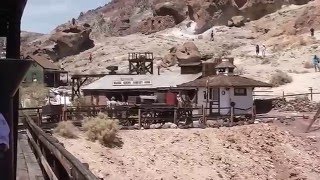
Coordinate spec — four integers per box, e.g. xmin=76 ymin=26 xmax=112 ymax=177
xmin=234 ymin=88 xmax=247 ymax=96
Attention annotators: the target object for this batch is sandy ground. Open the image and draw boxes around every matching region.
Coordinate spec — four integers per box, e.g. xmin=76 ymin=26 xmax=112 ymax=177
xmin=57 ymin=120 xmax=320 ymax=180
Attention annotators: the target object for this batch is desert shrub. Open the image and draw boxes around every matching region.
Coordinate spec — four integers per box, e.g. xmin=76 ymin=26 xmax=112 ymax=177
xmin=304 ymin=61 xmax=314 ymax=69
xmin=20 ymin=83 xmax=49 ymax=107
xmin=54 ymin=121 xmax=78 ymax=138
xmin=83 ymin=113 xmax=121 ymax=147
xmin=234 ymin=66 xmax=245 ymax=75
xmin=269 ymin=70 xmax=293 ymax=87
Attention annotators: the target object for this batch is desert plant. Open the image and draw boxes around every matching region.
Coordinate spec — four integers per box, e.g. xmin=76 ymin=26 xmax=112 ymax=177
xmin=304 ymin=61 xmax=314 ymax=69
xmin=54 ymin=121 xmax=78 ymax=138
xmin=234 ymin=66 xmax=245 ymax=75
xmin=83 ymin=113 xmax=121 ymax=147
xmin=269 ymin=70 xmax=293 ymax=87
xmin=20 ymin=83 xmax=49 ymax=107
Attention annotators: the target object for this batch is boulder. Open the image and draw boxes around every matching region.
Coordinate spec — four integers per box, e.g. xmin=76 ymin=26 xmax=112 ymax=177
xmin=175 ymin=42 xmax=201 ymax=64
xmin=163 ymin=53 xmax=178 ymax=67
xmin=153 ymin=1 xmax=187 ymax=24
xmin=206 ymin=120 xmax=220 ymax=128
xmin=50 ymin=25 xmax=94 ymax=58
xmin=231 ymin=16 xmax=246 ymax=27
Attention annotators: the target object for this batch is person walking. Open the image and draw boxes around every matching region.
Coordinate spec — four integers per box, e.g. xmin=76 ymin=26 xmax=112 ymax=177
xmin=310 ymin=28 xmax=315 ymax=37
xmin=261 ymin=45 xmax=266 ymax=57
xmin=313 ymin=55 xmax=320 ymax=72
xmin=89 ymin=53 xmax=92 ymax=63
xmin=256 ymin=45 xmax=260 ymax=56
xmin=210 ymin=30 xmax=214 ymax=41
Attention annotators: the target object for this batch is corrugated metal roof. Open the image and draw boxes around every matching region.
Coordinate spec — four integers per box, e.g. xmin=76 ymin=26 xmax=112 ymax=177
xmin=178 ymin=75 xmax=272 ymax=88
xmin=27 ymin=55 xmax=60 ymax=70
xmin=82 ymin=73 xmax=202 ymax=90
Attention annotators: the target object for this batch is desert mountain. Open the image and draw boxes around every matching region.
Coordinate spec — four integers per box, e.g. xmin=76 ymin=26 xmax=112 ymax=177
xmin=21 ymin=0 xmax=320 ymax=99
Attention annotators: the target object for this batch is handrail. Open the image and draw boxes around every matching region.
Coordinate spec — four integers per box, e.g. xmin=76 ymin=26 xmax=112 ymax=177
xmin=22 ymin=112 xmax=99 ymax=180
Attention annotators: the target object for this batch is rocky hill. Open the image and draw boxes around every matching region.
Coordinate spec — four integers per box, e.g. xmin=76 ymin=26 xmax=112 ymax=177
xmin=21 ymin=0 xmax=320 ymax=99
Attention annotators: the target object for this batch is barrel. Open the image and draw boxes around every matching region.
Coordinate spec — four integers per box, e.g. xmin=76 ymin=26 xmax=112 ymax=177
xmin=166 ymin=92 xmax=177 ymax=106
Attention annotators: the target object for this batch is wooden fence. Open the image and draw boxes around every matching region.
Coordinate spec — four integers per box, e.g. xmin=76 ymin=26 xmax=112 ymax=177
xmin=253 ymin=87 xmax=320 ymax=101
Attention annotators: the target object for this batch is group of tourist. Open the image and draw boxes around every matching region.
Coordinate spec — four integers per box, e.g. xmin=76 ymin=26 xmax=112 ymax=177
xmin=255 ymin=44 xmax=266 ymax=57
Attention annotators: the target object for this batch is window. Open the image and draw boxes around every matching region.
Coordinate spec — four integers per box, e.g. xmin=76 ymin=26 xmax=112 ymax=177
xmin=218 ymin=68 xmax=226 ymax=73
xmin=234 ymin=88 xmax=247 ymax=96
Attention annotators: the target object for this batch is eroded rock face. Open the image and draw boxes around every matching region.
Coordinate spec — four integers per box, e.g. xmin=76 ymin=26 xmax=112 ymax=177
xmin=153 ymin=1 xmax=187 ymax=24
xmin=294 ymin=1 xmax=320 ymax=34
xmin=136 ymin=15 xmax=176 ymax=35
xmin=50 ymin=25 xmax=94 ymax=58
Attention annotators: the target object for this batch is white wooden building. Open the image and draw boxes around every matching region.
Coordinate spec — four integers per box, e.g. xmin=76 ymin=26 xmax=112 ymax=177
xmin=178 ymin=60 xmax=272 ymax=116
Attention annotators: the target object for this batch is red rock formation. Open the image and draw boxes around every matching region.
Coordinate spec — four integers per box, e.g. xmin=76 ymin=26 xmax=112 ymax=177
xmin=135 ymin=16 xmax=176 ymax=35
xmin=50 ymin=24 xmax=94 ymax=58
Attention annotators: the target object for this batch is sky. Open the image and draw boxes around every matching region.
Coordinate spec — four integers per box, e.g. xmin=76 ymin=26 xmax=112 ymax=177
xmin=21 ymin=0 xmax=108 ymax=34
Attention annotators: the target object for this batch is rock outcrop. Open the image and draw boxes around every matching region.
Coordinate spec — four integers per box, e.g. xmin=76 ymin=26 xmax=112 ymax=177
xmin=136 ymin=16 xmax=176 ymax=35
xmin=174 ymin=42 xmax=202 ymax=65
xmin=153 ymin=1 xmax=187 ymax=24
xmin=50 ymin=25 xmax=94 ymax=58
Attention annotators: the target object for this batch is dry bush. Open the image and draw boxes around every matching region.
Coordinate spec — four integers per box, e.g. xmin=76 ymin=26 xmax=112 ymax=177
xmin=269 ymin=70 xmax=293 ymax=87
xmin=20 ymin=83 xmax=49 ymax=107
xmin=304 ymin=61 xmax=314 ymax=69
xmin=83 ymin=113 xmax=121 ymax=147
xmin=234 ymin=67 xmax=245 ymax=75
xmin=54 ymin=121 xmax=78 ymax=138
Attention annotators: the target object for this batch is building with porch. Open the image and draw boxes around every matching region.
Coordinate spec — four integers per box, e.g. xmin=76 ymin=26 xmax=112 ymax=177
xmin=24 ymin=55 xmax=68 ymax=87
xmin=81 ymin=72 xmax=201 ymax=105
xmin=178 ymin=59 xmax=272 ymax=116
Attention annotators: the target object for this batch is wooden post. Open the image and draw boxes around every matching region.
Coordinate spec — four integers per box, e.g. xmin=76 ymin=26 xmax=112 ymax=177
xmin=138 ymin=108 xmax=141 ymax=129
xmin=309 ymin=87 xmax=313 ymax=101
xmin=282 ymin=91 xmax=285 ymax=100
xmin=174 ymin=108 xmax=178 ymax=125
xmin=37 ymin=108 xmax=42 ymax=126
xmin=230 ymin=106 xmax=234 ymax=126
xmin=252 ymin=105 xmax=256 ymax=121
xmin=202 ymin=105 xmax=206 ymax=125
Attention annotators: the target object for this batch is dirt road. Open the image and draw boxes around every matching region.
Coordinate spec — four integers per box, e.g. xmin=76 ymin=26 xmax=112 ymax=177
xmin=56 ymin=123 xmax=320 ymax=180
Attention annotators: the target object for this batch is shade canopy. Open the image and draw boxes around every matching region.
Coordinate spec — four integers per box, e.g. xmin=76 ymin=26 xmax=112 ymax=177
xmin=0 ymin=59 xmax=32 ymax=97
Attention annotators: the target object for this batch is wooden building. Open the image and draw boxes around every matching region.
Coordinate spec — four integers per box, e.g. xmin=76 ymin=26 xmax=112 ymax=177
xmin=24 ymin=55 xmax=68 ymax=87
xmin=178 ymin=59 xmax=272 ymax=116
xmin=82 ymin=73 xmax=201 ymax=105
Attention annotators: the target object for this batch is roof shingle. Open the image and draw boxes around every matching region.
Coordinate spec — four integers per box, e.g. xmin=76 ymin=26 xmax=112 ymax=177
xmin=178 ymin=75 xmax=272 ymax=88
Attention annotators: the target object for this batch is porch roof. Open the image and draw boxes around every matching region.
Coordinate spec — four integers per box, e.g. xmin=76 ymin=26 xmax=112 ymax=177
xmin=82 ymin=73 xmax=202 ymax=91
xmin=178 ymin=75 xmax=272 ymax=88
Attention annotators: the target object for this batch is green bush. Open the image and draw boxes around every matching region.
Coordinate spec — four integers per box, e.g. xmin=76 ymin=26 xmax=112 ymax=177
xmin=20 ymin=83 xmax=49 ymax=107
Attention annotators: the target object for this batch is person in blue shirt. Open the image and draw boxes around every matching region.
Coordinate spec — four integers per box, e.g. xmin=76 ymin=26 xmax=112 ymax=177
xmin=313 ymin=55 xmax=320 ymax=72
xmin=0 ymin=113 xmax=9 ymax=153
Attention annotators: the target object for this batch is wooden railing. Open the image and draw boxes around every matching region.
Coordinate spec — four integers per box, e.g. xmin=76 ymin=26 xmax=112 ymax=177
xmin=21 ymin=112 xmax=99 ymax=180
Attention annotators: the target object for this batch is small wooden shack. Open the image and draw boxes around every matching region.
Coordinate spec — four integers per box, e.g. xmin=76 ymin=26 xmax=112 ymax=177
xmin=178 ymin=59 xmax=272 ymax=116
xmin=24 ymin=55 xmax=68 ymax=87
